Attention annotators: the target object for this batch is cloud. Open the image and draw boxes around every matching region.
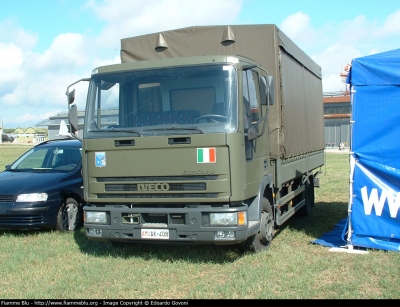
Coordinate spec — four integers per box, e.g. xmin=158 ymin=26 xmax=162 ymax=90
xmin=0 ymin=31 xmax=90 ymax=107
xmin=85 ymin=0 xmax=242 ymax=49
xmin=25 ymin=33 xmax=88 ymax=71
xmin=326 ymin=13 xmax=400 ymax=56
xmin=337 ymin=15 xmax=374 ymax=46
xmin=0 ymin=18 xmax=38 ymax=50
xmin=0 ymin=21 xmax=35 ymax=99
xmin=313 ymin=43 xmax=362 ymax=92
xmin=279 ymin=12 xmax=334 ymax=56
xmin=373 ymin=9 xmax=400 ymax=37
xmin=280 ymin=12 xmax=312 ymax=42
xmin=0 ymin=42 xmax=25 ymax=97
xmin=13 ymin=111 xmax=59 ymax=127
xmin=0 ymin=42 xmax=24 ymax=69
xmin=0 ymin=31 xmax=95 ymax=128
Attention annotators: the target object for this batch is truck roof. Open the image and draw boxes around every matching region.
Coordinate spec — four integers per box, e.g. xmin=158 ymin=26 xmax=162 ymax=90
xmin=120 ymin=24 xmax=321 ymax=79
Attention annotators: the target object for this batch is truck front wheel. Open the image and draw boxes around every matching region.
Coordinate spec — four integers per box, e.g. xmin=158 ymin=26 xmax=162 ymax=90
xmin=241 ymin=197 xmax=274 ymax=252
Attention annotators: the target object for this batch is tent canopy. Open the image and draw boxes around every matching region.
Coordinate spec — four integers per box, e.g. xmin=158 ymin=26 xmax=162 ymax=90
xmin=345 ymin=48 xmax=400 ymax=252
xmin=347 ymin=48 xmax=400 ymax=86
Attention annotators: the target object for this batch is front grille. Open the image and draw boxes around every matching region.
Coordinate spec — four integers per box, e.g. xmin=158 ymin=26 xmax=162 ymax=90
xmin=97 ymin=175 xmax=218 ymax=181
xmin=0 ymin=195 xmax=15 ymax=202
xmin=0 ymin=214 xmax=43 ymax=224
xmin=105 ymin=183 xmax=206 ymax=191
xmin=95 ymin=175 xmax=220 ymax=199
xmin=98 ymin=193 xmax=217 ymax=198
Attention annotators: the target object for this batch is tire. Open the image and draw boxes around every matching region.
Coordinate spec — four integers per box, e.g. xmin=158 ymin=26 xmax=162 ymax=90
xmin=299 ymin=177 xmax=314 ymax=217
xmin=56 ymin=197 xmax=82 ymax=231
xmin=309 ymin=176 xmax=315 ymax=208
xmin=241 ymin=197 xmax=275 ymax=252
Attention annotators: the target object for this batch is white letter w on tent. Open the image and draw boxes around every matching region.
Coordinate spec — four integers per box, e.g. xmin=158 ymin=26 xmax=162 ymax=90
xmin=361 ymin=186 xmax=400 ymax=218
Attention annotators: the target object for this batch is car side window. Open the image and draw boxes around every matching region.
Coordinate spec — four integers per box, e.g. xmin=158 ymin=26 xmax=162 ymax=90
xmin=53 ymin=148 xmax=82 ymax=169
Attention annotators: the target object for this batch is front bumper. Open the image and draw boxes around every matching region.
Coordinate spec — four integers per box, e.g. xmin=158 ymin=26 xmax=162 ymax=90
xmin=0 ymin=201 xmax=57 ymax=230
xmin=84 ymin=205 xmax=260 ymax=245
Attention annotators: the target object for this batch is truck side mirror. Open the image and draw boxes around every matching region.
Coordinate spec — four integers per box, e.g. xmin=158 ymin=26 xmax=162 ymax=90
xmin=69 ymin=104 xmax=78 ymax=135
xmin=260 ymin=76 xmax=268 ymax=105
xmin=260 ymin=76 xmax=274 ymax=106
xmin=65 ymin=78 xmax=90 ymax=138
xmin=267 ymin=76 xmax=274 ymax=106
xmin=67 ymin=89 xmax=75 ymax=105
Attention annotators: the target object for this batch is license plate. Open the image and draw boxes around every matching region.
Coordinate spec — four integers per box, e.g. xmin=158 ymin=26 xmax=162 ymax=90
xmin=141 ymin=229 xmax=169 ymax=239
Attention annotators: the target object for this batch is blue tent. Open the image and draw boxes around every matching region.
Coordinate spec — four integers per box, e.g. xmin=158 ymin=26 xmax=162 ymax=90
xmin=344 ymin=48 xmax=400 ymax=251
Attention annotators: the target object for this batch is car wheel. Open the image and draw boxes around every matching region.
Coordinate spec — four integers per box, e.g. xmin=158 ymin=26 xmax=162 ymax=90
xmin=56 ymin=197 xmax=82 ymax=231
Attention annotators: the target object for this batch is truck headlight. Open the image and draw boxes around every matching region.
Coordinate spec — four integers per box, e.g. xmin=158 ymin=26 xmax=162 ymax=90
xmin=16 ymin=193 xmax=48 ymax=202
xmin=85 ymin=211 xmax=107 ymax=224
xmin=210 ymin=212 xmax=246 ymax=226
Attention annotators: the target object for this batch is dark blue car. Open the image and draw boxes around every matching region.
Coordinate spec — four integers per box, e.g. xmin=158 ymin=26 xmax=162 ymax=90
xmin=0 ymin=138 xmax=84 ymax=231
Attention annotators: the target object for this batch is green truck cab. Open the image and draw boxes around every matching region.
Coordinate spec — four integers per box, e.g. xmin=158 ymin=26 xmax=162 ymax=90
xmin=66 ymin=25 xmax=325 ymax=252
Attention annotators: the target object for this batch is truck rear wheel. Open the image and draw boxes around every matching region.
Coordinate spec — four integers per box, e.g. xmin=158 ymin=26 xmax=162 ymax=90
xmin=241 ymin=197 xmax=274 ymax=252
xmin=299 ymin=177 xmax=314 ymax=217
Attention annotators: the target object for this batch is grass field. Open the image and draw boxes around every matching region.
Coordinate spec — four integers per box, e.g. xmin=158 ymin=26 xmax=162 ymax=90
xmin=0 ymin=145 xmax=399 ymax=299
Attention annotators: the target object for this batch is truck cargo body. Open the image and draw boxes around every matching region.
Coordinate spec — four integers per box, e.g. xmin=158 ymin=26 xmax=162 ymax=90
xmin=71 ymin=25 xmax=324 ymax=252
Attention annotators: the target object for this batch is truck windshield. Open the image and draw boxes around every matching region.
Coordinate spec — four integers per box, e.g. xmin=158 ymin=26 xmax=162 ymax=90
xmin=84 ymin=64 xmax=238 ymax=138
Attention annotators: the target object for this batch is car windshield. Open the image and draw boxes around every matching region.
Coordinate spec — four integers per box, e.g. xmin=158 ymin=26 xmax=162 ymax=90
xmin=84 ymin=63 xmax=238 ymax=138
xmin=9 ymin=146 xmax=82 ymax=172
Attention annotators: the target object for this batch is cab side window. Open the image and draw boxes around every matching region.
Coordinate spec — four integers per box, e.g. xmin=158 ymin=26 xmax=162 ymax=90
xmin=242 ymin=70 xmax=260 ymax=129
xmin=242 ymin=70 xmax=261 ymax=161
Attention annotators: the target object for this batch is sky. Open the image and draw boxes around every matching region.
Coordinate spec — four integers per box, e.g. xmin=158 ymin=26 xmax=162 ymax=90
xmin=1 ymin=0 xmax=400 ymax=128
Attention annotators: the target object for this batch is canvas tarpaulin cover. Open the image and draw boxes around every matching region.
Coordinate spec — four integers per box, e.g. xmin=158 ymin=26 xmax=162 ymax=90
xmin=344 ymin=48 xmax=400 ymax=251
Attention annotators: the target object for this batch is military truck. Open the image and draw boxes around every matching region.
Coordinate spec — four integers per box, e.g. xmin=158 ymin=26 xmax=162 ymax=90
xmin=66 ymin=24 xmax=325 ymax=252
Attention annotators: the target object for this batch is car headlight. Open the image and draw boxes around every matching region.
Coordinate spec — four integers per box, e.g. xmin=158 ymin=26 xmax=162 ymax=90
xmin=16 ymin=193 xmax=48 ymax=202
xmin=85 ymin=211 xmax=107 ymax=224
xmin=210 ymin=212 xmax=246 ymax=226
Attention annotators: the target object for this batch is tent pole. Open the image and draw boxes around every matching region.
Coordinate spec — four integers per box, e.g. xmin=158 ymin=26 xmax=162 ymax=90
xmin=346 ymin=84 xmax=356 ymax=250
xmin=347 ymin=154 xmax=355 ymax=249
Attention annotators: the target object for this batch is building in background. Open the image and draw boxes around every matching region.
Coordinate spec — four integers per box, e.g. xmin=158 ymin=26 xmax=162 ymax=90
xmin=47 ymin=109 xmax=118 ymax=140
xmin=323 ymin=64 xmax=351 ymax=148
xmin=47 ymin=110 xmax=85 ymax=140
xmin=10 ymin=127 xmax=47 ymax=144
xmin=323 ymin=93 xmax=351 ymax=148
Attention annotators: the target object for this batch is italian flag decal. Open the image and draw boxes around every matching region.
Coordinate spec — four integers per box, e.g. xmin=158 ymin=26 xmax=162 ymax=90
xmin=197 ymin=148 xmax=216 ymax=163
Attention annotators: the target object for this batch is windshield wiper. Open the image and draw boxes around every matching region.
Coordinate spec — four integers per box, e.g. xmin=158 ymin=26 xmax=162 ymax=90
xmin=143 ymin=127 xmax=204 ymax=134
xmin=32 ymin=168 xmax=53 ymax=172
